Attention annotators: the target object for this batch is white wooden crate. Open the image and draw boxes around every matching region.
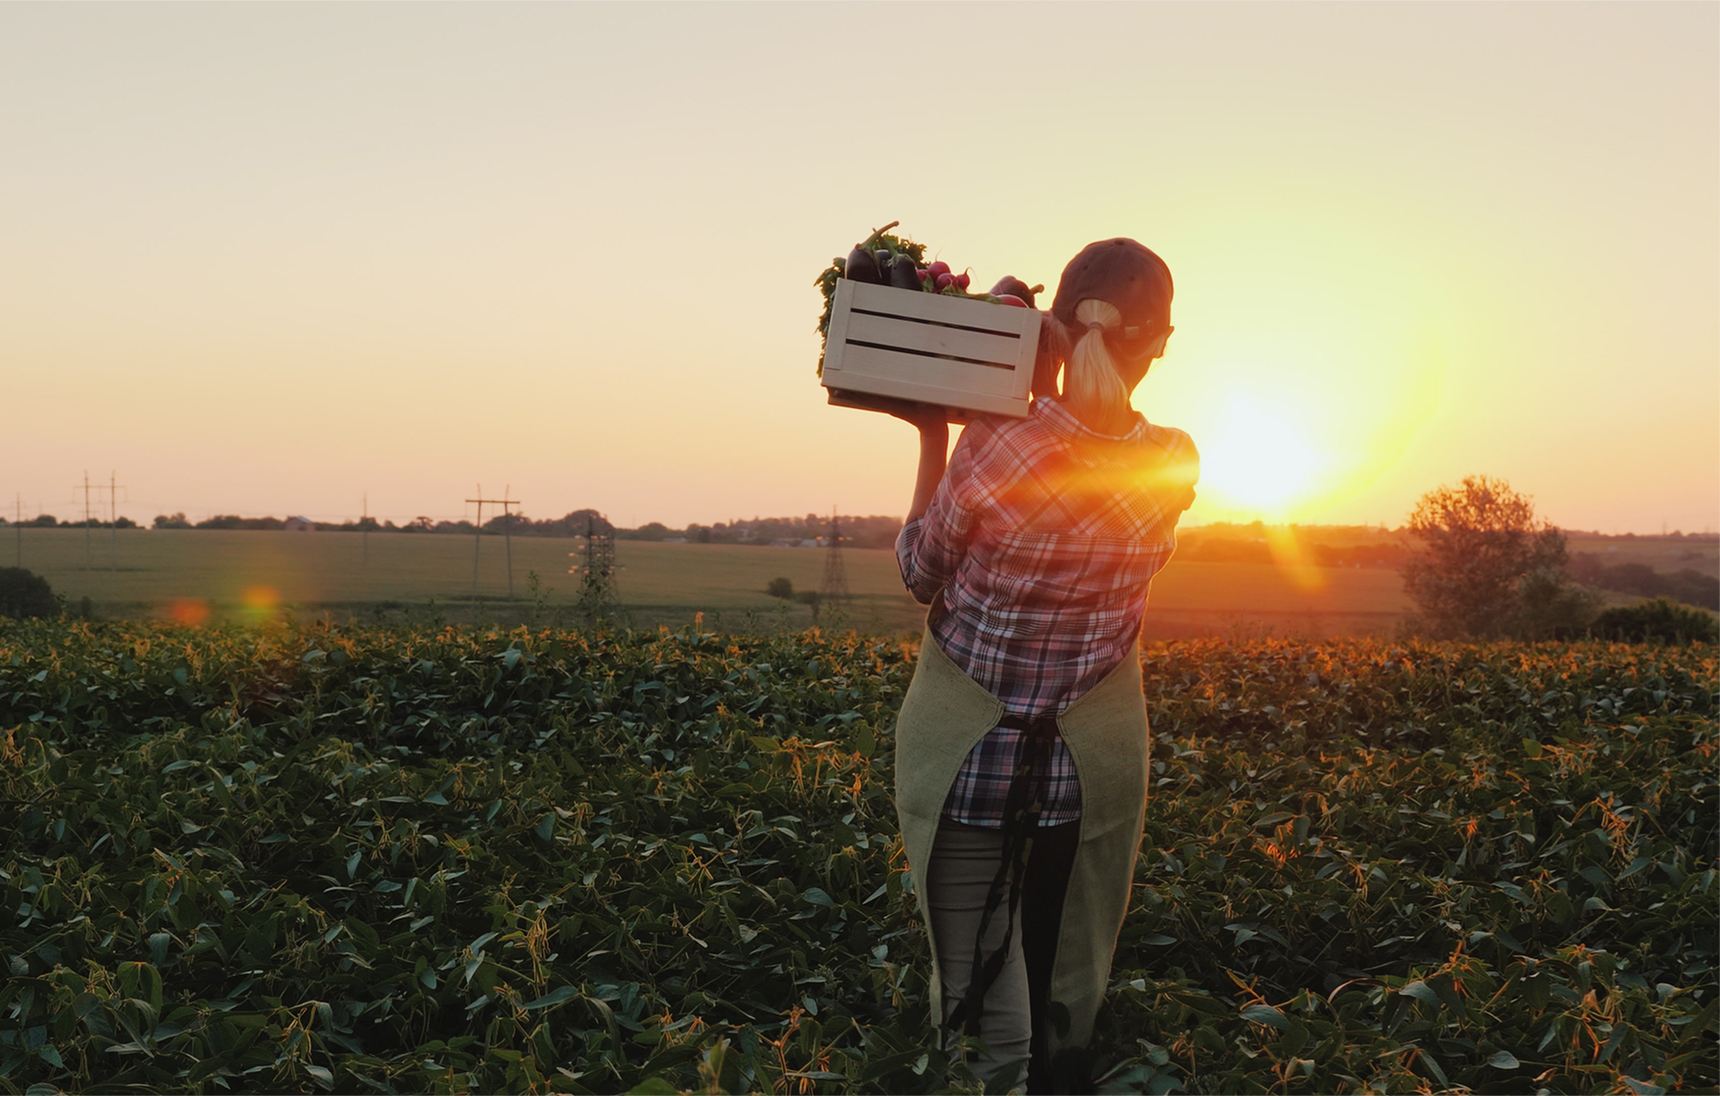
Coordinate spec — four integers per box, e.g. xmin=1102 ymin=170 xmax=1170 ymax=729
xmin=821 ymin=279 xmax=1041 ymax=419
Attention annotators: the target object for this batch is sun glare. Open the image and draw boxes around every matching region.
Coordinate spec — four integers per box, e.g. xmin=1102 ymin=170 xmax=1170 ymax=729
xmin=1195 ymin=396 xmax=1328 ymax=517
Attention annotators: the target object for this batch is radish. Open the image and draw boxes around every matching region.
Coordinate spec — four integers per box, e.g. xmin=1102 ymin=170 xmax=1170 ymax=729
xmin=953 ymin=271 xmax=971 ymax=290
xmin=926 ymin=260 xmax=951 ymax=279
xmin=994 ymin=294 xmax=1027 ymax=307
xmin=936 ymin=272 xmax=954 ymax=289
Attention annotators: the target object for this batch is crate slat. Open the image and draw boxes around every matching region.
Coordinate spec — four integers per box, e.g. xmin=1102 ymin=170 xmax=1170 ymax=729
xmin=821 ymin=280 xmax=1040 ymax=419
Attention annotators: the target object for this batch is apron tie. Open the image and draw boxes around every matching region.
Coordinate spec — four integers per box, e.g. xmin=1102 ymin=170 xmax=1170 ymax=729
xmin=947 ymin=712 xmax=1061 ymax=1037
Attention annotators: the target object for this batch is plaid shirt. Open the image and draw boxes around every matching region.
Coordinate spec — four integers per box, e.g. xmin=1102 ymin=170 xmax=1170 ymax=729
xmin=897 ymin=397 xmax=1197 ymax=827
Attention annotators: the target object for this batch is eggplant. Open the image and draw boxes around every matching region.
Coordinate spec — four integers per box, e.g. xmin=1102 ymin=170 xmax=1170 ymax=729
xmin=889 ymin=254 xmax=922 ymax=291
xmin=989 ymin=276 xmax=1043 ymax=308
xmin=845 ymin=246 xmax=882 ymax=284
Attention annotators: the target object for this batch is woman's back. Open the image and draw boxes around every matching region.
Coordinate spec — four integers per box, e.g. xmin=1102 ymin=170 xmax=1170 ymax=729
xmin=898 ymin=396 xmax=1197 ymax=715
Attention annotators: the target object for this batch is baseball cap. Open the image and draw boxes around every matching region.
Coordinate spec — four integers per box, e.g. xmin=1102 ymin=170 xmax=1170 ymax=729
xmin=1049 ymin=238 xmax=1173 ymax=343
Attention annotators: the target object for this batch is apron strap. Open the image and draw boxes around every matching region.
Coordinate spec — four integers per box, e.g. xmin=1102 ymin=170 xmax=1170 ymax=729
xmin=946 ymin=712 xmax=1061 ymax=1037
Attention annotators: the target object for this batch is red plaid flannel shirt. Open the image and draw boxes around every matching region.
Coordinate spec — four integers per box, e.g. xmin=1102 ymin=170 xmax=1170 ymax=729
xmin=897 ymin=396 xmax=1197 ymax=827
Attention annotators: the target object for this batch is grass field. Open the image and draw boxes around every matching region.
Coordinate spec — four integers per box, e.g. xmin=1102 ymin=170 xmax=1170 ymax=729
xmin=8 ymin=529 xmax=1422 ymax=638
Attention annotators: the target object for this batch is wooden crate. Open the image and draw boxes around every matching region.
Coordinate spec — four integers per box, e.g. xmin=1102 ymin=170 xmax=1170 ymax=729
xmin=821 ymin=279 xmax=1041 ymax=419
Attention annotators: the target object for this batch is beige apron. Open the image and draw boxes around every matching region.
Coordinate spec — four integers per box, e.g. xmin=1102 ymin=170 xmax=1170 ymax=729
xmin=893 ymin=628 xmax=1151 ymax=1057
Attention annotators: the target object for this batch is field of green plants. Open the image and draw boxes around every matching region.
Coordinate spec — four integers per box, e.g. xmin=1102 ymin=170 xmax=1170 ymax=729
xmin=0 ymin=619 xmax=1713 ymax=1094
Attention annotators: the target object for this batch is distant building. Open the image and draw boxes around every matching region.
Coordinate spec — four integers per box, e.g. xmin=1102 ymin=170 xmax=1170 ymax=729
xmin=284 ymin=516 xmax=317 ymax=532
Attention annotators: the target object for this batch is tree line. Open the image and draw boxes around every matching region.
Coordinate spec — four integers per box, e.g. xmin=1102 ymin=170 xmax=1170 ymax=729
xmin=133 ymin=510 xmax=910 ymax=549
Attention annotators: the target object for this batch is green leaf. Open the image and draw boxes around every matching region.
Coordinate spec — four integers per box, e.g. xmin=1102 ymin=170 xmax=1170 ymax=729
xmin=1487 ymin=1050 xmax=1520 ymax=1069
xmin=1239 ymin=1004 xmax=1287 ymax=1029
xmin=1399 ymin=980 xmax=1441 ymax=1006
xmin=524 ymin=986 xmax=579 ymax=1010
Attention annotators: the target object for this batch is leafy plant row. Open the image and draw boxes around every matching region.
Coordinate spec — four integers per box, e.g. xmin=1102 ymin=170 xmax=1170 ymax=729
xmin=0 ymin=619 xmax=1713 ymax=1094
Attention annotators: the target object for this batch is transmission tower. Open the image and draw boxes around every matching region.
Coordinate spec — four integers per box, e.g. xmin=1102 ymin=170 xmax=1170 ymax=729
xmin=567 ymin=510 xmax=620 ymax=629
xmin=820 ymin=507 xmax=851 ymax=608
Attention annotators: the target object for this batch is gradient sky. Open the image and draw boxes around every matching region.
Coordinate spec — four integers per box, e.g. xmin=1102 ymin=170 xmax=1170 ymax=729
xmin=4 ymin=3 xmax=1715 ymax=533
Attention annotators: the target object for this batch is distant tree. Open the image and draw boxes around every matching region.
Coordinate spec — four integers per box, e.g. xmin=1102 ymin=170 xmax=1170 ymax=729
xmin=620 ymin=522 xmax=672 ymax=542
xmin=1513 ymin=565 xmax=1602 ymax=640
xmin=547 ymin=510 xmax=615 ymax=538
xmin=1592 ymin=598 xmax=1718 ymax=645
xmin=765 ymin=577 xmax=795 ymax=600
xmin=0 ymin=568 xmax=55 ymax=619
xmin=405 ymin=516 xmax=435 ymax=533
xmin=795 ymin=589 xmax=822 ymax=623
xmin=1402 ymin=475 xmax=1590 ymax=639
xmin=154 ymin=513 xmax=192 ymax=529
xmin=30 ymin=515 xmax=57 ymax=527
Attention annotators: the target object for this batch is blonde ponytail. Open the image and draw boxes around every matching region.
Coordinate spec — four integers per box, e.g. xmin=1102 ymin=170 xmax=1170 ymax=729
xmin=1064 ymin=299 xmax=1130 ymax=420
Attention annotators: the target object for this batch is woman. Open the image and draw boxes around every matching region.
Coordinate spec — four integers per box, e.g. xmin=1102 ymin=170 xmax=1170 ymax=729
xmin=891 ymin=238 xmax=1198 ymax=1093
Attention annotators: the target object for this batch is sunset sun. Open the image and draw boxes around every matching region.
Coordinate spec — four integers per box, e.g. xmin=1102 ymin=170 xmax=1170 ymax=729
xmin=1195 ymin=395 xmax=1328 ymax=517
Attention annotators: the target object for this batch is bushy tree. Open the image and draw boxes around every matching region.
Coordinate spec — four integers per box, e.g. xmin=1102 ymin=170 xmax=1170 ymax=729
xmin=1402 ymin=475 xmax=1591 ymax=639
xmin=1513 ymin=565 xmax=1603 ymax=640
xmin=0 ymin=568 xmax=55 ymax=619
xmin=1592 ymin=598 xmax=1719 ymax=645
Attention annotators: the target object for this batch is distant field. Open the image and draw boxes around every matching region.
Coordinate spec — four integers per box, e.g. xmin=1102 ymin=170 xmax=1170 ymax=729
xmin=12 ymin=526 xmax=1699 ymax=637
xmin=1565 ymin=532 xmax=1719 ymax=572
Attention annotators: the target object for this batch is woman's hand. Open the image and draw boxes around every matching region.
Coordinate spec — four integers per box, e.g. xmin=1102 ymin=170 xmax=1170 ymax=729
xmin=886 ymin=400 xmax=951 ymax=435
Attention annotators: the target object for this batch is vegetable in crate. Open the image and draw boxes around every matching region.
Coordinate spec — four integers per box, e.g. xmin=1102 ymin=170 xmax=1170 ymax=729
xmin=990 ymin=275 xmax=1045 ymax=308
xmin=813 ymin=222 xmax=1044 ymax=375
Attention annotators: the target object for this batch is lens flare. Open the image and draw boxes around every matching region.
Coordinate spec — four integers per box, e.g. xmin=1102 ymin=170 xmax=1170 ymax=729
xmin=1262 ymin=525 xmax=1329 ymax=594
xmin=168 ymin=598 xmax=211 ymax=627
xmin=240 ymin=586 xmax=280 ymax=624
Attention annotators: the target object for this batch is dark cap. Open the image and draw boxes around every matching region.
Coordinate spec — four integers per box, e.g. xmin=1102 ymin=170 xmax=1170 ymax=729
xmin=1050 ymin=238 xmax=1173 ymax=338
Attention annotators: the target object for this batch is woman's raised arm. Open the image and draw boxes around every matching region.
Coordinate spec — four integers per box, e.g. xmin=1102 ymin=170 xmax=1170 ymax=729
xmin=889 ymin=405 xmax=950 ymax=522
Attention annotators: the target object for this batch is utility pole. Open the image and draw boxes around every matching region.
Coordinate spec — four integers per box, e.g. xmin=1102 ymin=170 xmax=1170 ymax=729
xmin=464 ymin=485 xmax=521 ymax=609
xmin=80 ymin=471 xmax=93 ymax=570
xmin=503 ymin=487 xmax=516 ymax=600
xmin=106 ymin=471 xmax=125 ymax=573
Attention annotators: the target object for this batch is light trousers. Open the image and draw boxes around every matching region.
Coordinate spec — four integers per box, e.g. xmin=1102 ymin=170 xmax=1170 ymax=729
xmin=926 ymin=816 xmax=1080 ymax=1092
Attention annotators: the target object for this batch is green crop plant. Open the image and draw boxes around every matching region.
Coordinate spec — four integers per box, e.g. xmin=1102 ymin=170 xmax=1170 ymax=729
xmin=0 ymin=619 xmax=1713 ymax=1094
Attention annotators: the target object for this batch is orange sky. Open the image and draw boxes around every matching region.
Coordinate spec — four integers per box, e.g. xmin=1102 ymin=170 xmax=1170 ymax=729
xmin=3 ymin=4 xmax=1715 ymax=534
